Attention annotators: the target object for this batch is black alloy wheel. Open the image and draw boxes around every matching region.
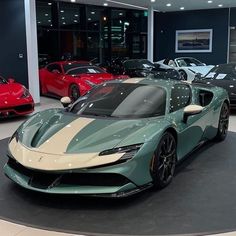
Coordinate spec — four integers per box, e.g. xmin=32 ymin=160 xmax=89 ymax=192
xmin=151 ymin=132 xmax=177 ymax=189
xmin=215 ymin=102 xmax=229 ymax=141
xmin=69 ymin=84 xmax=80 ymax=102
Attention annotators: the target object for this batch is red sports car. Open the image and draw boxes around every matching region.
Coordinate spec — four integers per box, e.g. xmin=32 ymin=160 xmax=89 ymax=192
xmin=39 ymin=61 xmax=129 ymax=100
xmin=0 ymin=76 xmax=34 ymax=118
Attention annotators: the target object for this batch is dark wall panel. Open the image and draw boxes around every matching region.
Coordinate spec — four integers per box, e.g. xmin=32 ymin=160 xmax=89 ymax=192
xmin=0 ymin=0 xmax=28 ymax=87
xmin=154 ymin=8 xmax=229 ymax=65
xmin=230 ymin=8 xmax=236 ymax=26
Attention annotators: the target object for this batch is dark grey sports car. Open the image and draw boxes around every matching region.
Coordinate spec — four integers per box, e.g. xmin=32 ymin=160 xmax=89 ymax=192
xmin=193 ymin=63 xmax=236 ymax=108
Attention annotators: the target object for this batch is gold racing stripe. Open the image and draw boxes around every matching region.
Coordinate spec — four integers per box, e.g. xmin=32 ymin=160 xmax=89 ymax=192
xmin=122 ymin=78 xmax=145 ymax=84
xmin=8 ymin=116 xmax=124 ymax=170
xmin=8 ymin=138 xmax=125 ymax=170
xmin=38 ymin=117 xmax=95 ymax=154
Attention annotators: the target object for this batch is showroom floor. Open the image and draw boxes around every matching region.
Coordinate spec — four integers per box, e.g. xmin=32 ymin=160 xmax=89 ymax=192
xmin=1 ymin=97 xmax=236 ymax=236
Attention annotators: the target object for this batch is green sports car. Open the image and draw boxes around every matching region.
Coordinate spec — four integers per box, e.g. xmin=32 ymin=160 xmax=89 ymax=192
xmin=4 ymin=78 xmax=230 ymax=197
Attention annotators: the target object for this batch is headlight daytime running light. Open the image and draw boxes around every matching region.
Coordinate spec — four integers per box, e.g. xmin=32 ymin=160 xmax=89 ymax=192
xmin=99 ymin=143 xmax=143 ymax=161
xmin=21 ymin=87 xmax=30 ymax=98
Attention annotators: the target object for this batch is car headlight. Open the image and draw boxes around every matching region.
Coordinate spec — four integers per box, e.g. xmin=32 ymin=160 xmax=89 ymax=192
xmin=7 ymin=131 xmax=19 ymax=159
xmin=99 ymin=143 xmax=143 ymax=161
xmin=9 ymin=130 xmax=19 ymax=143
xmin=188 ymin=68 xmax=196 ymax=74
xmin=21 ymin=87 xmax=30 ymax=98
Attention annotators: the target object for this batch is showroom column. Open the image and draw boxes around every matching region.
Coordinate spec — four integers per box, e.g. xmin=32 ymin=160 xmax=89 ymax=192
xmin=24 ymin=0 xmax=40 ymax=103
xmin=147 ymin=6 xmax=154 ymax=62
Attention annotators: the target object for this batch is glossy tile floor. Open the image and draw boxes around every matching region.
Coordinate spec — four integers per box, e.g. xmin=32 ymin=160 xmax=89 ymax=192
xmin=1 ymin=97 xmax=236 ymax=236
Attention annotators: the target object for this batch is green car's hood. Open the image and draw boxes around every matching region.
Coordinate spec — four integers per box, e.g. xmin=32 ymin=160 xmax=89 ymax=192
xmin=17 ymin=109 xmax=166 ymax=155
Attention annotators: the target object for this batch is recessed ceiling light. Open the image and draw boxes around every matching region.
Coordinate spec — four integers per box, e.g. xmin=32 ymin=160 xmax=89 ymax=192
xmin=180 ymin=7 xmax=184 ymax=10
xmin=119 ymin=12 xmax=123 ymax=16
xmin=74 ymin=20 xmax=78 ymax=23
xmin=63 ymin=22 xmax=66 ymax=25
xmin=61 ymin=17 xmax=65 ymax=19
xmin=208 ymin=0 xmax=213 ymax=3
xmin=151 ymin=0 xmax=156 ymax=2
xmin=166 ymin=3 xmax=171 ymax=7
xmin=48 ymin=20 xmax=51 ymax=22
xmin=74 ymin=14 xmax=78 ymax=17
xmin=45 ymin=13 xmax=48 ymax=16
xmin=103 ymin=3 xmax=108 ymax=6
xmin=48 ymin=2 xmax=52 ymax=5
xmin=71 ymin=0 xmax=76 ymax=2
xmin=218 ymin=4 xmax=223 ymax=7
xmin=91 ymin=11 xmax=95 ymax=14
xmin=88 ymin=18 xmax=91 ymax=21
xmin=60 ymin=10 xmax=64 ymax=13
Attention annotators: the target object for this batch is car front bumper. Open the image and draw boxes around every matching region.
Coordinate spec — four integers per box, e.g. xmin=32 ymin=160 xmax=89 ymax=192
xmin=4 ymin=158 xmax=152 ymax=197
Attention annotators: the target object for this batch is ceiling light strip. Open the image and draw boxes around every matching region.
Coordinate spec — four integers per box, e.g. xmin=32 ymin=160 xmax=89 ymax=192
xmin=105 ymin=0 xmax=147 ymax=10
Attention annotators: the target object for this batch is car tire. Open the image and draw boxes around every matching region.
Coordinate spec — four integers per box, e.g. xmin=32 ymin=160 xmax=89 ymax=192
xmin=69 ymin=84 xmax=80 ymax=101
xmin=179 ymin=70 xmax=187 ymax=80
xmin=215 ymin=102 xmax=229 ymax=142
xmin=150 ymin=132 xmax=177 ymax=189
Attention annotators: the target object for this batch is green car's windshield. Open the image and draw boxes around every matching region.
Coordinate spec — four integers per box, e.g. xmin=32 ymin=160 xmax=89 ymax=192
xmin=70 ymin=83 xmax=166 ymax=118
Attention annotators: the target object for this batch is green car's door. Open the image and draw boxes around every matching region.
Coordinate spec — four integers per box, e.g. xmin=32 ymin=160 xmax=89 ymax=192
xmin=168 ymin=84 xmax=212 ymax=160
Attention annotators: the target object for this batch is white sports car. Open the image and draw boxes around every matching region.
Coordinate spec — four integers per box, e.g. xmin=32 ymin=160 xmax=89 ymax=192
xmin=156 ymin=57 xmax=214 ymax=81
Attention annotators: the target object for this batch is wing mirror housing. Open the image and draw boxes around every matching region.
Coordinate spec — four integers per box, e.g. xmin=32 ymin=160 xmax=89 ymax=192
xmin=52 ymin=69 xmax=61 ymax=74
xmin=60 ymin=96 xmax=72 ymax=108
xmin=183 ymin=105 xmax=203 ymax=123
xmin=8 ymin=78 xmax=15 ymax=83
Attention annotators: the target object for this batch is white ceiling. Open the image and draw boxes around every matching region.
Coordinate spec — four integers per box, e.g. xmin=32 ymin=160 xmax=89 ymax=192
xmin=62 ymin=0 xmax=236 ymax=11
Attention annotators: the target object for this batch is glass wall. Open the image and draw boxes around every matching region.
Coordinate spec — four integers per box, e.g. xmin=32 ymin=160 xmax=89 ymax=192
xmin=36 ymin=1 xmax=147 ymax=64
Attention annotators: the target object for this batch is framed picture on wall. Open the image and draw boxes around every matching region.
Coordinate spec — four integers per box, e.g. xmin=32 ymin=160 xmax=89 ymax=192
xmin=175 ymin=29 xmax=213 ymax=53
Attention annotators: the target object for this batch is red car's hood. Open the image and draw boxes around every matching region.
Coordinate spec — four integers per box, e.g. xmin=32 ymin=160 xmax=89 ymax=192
xmin=74 ymin=73 xmax=114 ymax=84
xmin=0 ymin=83 xmax=24 ymax=106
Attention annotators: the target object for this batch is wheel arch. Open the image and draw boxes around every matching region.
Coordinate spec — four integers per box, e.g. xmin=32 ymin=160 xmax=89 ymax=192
xmin=164 ymin=127 xmax=178 ymax=145
xmin=224 ymin=99 xmax=230 ymax=108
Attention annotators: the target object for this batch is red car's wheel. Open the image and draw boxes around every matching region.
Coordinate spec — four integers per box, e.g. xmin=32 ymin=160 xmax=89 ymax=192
xmin=69 ymin=84 xmax=80 ymax=101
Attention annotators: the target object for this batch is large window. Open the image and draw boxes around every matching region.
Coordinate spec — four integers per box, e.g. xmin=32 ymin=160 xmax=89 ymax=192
xmin=170 ymin=85 xmax=191 ymax=113
xmin=36 ymin=1 xmax=147 ymax=64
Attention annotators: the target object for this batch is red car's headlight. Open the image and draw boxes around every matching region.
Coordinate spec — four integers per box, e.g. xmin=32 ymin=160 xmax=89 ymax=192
xmin=20 ymin=87 xmax=30 ymax=98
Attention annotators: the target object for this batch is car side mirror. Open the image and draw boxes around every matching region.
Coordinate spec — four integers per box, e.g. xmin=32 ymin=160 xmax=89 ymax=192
xmin=52 ymin=69 xmax=61 ymax=74
xmin=183 ymin=105 xmax=203 ymax=123
xmin=60 ymin=96 xmax=72 ymax=108
xmin=8 ymin=78 xmax=15 ymax=83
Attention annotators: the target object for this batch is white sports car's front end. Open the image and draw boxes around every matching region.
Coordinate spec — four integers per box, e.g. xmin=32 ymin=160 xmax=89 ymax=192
xmin=155 ymin=57 xmax=214 ymax=81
